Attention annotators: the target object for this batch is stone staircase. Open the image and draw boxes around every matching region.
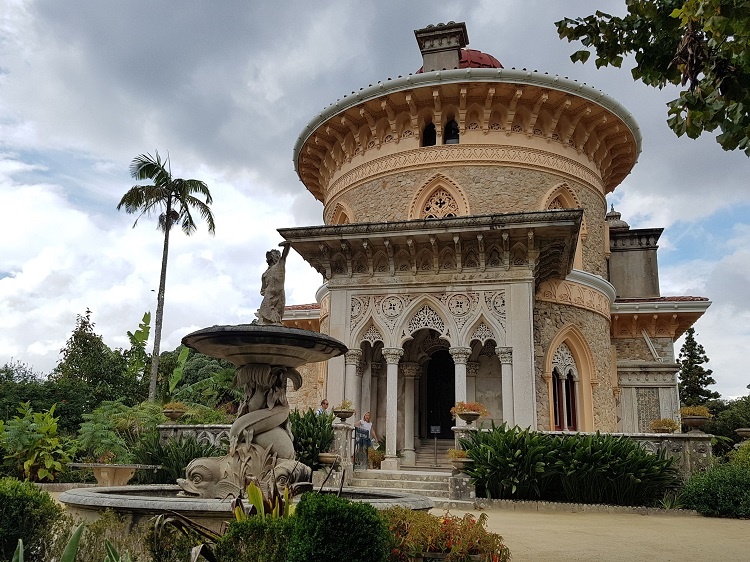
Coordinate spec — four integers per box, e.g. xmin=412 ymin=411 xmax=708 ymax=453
xmin=349 ymin=468 xmax=452 ymax=499
xmin=348 ymin=438 xmax=455 ymax=500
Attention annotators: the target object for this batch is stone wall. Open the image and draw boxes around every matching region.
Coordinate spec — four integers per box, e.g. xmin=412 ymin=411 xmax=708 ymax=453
xmin=287 ymin=360 xmax=327 ymax=413
xmin=332 ymin=165 xmax=607 ymax=275
xmin=613 ymin=337 xmax=675 ymax=362
xmin=533 ymin=300 xmax=616 ymax=431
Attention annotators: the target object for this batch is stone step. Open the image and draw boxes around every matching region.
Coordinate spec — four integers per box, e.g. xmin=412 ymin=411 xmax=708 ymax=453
xmin=349 ymin=477 xmax=449 ymax=494
xmin=350 ymin=485 xmax=450 ymax=499
xmin=353 ymin=469 xmax=451 ymax=482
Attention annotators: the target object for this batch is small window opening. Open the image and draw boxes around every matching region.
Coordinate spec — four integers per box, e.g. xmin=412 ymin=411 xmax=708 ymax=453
xmin=422 ymin=122 xmax=436 ymax=147
xmin=443 ymin=119 xmax=459 ymax=144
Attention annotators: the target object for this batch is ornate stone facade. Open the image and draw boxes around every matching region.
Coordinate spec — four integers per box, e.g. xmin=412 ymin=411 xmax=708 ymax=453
xmin=279 ymin=22 xmax=709 ymax=458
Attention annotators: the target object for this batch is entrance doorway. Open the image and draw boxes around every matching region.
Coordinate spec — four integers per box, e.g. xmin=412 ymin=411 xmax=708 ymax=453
xmin=421 ymin=349 xmax=455 ymax=439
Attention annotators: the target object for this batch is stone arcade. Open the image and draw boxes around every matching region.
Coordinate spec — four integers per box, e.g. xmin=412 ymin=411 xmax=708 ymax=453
xmin=280 ymin=22 xmax=710 ymax=470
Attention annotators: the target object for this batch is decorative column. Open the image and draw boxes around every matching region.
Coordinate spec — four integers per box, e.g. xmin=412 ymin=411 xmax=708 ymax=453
xmin=559 ymin=372 xmax=569 ymax=431
xmin=370 ymin=361 xmax=382 ymax=425
xmin=360 ymin=356 xmax=372 ymax=417
xmin=467 ymin=361 xmax=479 ymax=404
xmin=381 ymin=348 xmax=403 ymax=470
xmin=400 ymin=362 xmax=420 ymax=466
xmin=496 ymin=347 xmax=514 ymax=426
xmin=344 ymin=349 xmax=362 ymax=412
xmin=449 ymin=347 xmax=471 ymax=427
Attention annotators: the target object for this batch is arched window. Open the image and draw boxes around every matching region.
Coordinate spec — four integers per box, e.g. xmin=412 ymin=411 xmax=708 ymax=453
xmin=422 ymin=188 xmax=459 ymax=219
xmin=422 ymin=122 xmax=436 ymax=147
xmin=551 ymin=343 xmax=579 ymax=431
xmin=443 ymin=119 xmax=459 ymax=144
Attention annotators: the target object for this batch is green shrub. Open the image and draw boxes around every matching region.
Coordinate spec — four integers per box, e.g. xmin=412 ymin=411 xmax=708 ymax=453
xmin=551 ymin=432 xmax=680 ymax=506
xmin=462 ymin=424 xmax=680 ymax=506
xmin=0 ymin=477 xmax=63 ymax=560
xmin=0 ymin=402 xmax=76 ymax=481
xmin=289 ymin=408 xmax=335 ymax=471
xmin=680 ymin=462 xmax=750 ymax=518
xmin=132 ymin=432 xmax=224 ymax=484
xmin=463 ymin=423 xmax=557 ymax=499
xmin=215 ymin=517 xmax=295 ymax=562
xmin=729 ymin=440 xmax=750 ymax=468
xmin=287 ymin=492 xmax=389 ymax=562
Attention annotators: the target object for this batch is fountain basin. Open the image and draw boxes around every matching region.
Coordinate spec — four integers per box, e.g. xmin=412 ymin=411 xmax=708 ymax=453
xmin=182 ymin=324 xmax=347 ymax=367
xmin=59 ymin=485 xmax=433 ymax=533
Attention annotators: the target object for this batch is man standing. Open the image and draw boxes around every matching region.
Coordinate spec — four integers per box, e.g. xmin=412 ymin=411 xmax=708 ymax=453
xmin=315 ymin=399 xmax=330 ymax=416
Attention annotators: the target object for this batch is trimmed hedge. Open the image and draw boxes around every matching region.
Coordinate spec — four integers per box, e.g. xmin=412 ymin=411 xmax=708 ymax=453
xmin=215 ymin=517 xmax=295 ymax=562
xmin=287 ymin=492 xmax=390 ymax=562
xmin=0 ymin=477 xmax=63 ymax=560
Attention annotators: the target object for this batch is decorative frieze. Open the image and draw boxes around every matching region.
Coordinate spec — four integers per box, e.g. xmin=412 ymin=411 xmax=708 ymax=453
xmin=537 ymin=278 xmax=610 ymax=319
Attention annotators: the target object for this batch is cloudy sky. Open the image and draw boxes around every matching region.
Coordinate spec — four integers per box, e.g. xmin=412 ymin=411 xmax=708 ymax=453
xmin=0 ymin=1 xmax=747 ymax=398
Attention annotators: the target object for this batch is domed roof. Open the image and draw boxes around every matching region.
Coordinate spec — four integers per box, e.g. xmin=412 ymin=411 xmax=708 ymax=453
xmin=606 ymin=205 xmax=630 ymax=230
xmin=416 ymin=48 xmax=503 ymax=73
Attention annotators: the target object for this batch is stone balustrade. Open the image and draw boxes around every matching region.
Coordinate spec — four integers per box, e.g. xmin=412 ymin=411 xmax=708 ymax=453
xmin=157 ymin=424 xmax=231 ymax=447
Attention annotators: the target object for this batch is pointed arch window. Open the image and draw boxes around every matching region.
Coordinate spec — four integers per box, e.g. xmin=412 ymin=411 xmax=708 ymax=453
xmin=422 ymin=122 xmax=436 ymax=147
xmin=422 ymin=188 xmax=459 ymax=219
xmin=443 ymin=119 xmax=459 ymax=144
xmin=551 ymin=343 xmax=579 ymax=431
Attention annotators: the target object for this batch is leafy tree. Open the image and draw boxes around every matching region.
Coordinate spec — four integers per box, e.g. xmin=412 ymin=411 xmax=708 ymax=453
xmin=556 ymin=1 xmax=750 ymax=155
xmin=52 ymin=308 xmax=144 ymax=408
xmin=677 ymin=327 xmax=720 ymax=405
xmin=117 ymin=151 xmax=216 ymax=400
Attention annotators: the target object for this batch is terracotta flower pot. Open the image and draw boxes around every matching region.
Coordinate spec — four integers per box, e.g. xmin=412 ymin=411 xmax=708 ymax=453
xmin=457 ymin=411 xmax=481 ymax=425
xmin=682 ymin=415 xmax=709 ymax=433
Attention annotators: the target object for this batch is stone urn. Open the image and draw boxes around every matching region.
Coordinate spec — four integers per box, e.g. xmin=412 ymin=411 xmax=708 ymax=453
xmin=162 ymin=409 xmax=185 ymax=422
xmin=318 ymin=452 xmax=338 ymax=465
xmin=457 ymin=411 xmax=481 ymax=426
xmin=682 ymin=415 xmax=709 ymax=433
xmin=333 ymin=409 xmax=355 ymax=422
xmin=735 ymin=428 xmax=750 ymax=440
xmin=450 ymin=457 xmax=473 ymax=473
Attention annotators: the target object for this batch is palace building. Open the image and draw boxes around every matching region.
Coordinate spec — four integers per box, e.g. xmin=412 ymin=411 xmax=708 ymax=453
xmin=279 ymin=22 xmax=710 ymax=469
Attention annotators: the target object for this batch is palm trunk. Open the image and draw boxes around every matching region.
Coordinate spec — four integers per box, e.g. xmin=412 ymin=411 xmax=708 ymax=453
xmin=149 ymin=210 xmax=172 ymax=400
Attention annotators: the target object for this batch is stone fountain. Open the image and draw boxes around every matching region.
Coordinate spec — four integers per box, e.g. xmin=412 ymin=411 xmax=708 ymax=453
xmin=60 ymin=242 xmax=432 ymax=530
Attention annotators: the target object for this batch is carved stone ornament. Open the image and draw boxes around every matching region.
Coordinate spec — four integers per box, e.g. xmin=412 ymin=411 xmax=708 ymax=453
xmin=449 ymin=347 xmax=472 ymax=364
xmin=362 ymin=323 xmax=384 ymax=345
xmin=382 ymin=348 xmax=404 ymax=364
xmin=345 ymin=349 xmax=363 ymax=365
xmin=495 ymin=347 xmax=513 ymax=364
xmin=552 ymin=343 xmax=579 ymax=381
xmin=484 ymin=291 xmax=507 ymax=326
xmin=470 ymin=322 xmax=495 ymax=345
xmin=408 ymin=304 xmax=446 ymax=335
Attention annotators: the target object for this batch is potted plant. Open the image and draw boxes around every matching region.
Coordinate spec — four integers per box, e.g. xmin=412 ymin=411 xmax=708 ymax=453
xmin=332 ymin=399 xmax=355 ymax=422
xmin=368 ymin=446 xmax=385 ymax=469
xmin=447 ymin=448 xmax=473 ymax=472
xmin=649 ymin=418 xmax=680 ymax=433
xmin=680 ymin=405 xmax=711 ymax=433
xmin=450 ymin=401 xmax=490 ymax=426
xmin=162 ymin=401 xmax=188 ymax=421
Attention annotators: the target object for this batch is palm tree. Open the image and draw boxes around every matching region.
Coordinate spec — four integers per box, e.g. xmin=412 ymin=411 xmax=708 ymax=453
xmin=117 ymin=151 xmax=215 ymax=400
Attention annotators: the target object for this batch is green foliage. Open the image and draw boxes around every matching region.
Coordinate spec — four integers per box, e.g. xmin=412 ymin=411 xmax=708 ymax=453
xmin=0 ymin=477 xmax=63 ymax=560
xmin=215 ymin=517 xmax=295 ymax=562
xmin=51 ymin=309 xmax=146 ymax=407
xmin=132 ymin=432 xmax=224 ymax=484
xmin=287 ymin=492 xmax=390 ymax=562
xmin=168 ymin=351 xmax=239 ymax=410
xmin=556 ymin=0 xmax=750 ymax=155
xmin=678 ymin=328 xmax=720 ymax=405
xmin=729 ymin=440 xmax=750 ymax=468
xmin=551 ymin=432 xmax=680 ymax=506
xmin=289 ymin=408 xmax=335 ymax=471
xmin=462 ymin=424 xmax=680 ymax=506
xmin=168 ymin=346 xmax=190 ymax=395
xmin=463 ymin=423 xmax=555 ymax=499
xmin=179 ymin=403 xmax=233 ymax=425
xmin=1 ymin=403 xmax=76 ymax=481
xmin=680 ymin=461 xmax=750 ymax=517
xmin=705 ymin=395 xmax=750 ymax=454
xmin=77 ymin=401 xmax=163 ymax=464
xmin=125 ymin=312 xmax=151 ymax=382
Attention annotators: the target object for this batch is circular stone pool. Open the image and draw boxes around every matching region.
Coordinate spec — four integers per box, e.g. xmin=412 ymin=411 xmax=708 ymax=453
xmin=59 ymin=485 xmax=433 ymax=532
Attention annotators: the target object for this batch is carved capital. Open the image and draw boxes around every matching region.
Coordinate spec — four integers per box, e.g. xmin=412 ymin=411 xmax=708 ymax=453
xmin=382 ymin=348 xmax=404 ymax=365
xmin=371 ymin=362 xmax=383 ymax=378
xmin=400 ymin=362 xmax=421 ymax=379
xmin=467 ymin=361 xmax=479 ymax=378
xmin=495 ymin=347 xmax=513 ymax=364
xmin=449 ymin=347 xmax=472 ymax=364
xmin=345 ymin=349 xmax=363 ymax=365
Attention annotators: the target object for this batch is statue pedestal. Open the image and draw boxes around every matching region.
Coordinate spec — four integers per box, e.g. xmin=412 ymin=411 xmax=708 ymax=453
xmin=333 ymin=422 xmax=354 ymax=485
